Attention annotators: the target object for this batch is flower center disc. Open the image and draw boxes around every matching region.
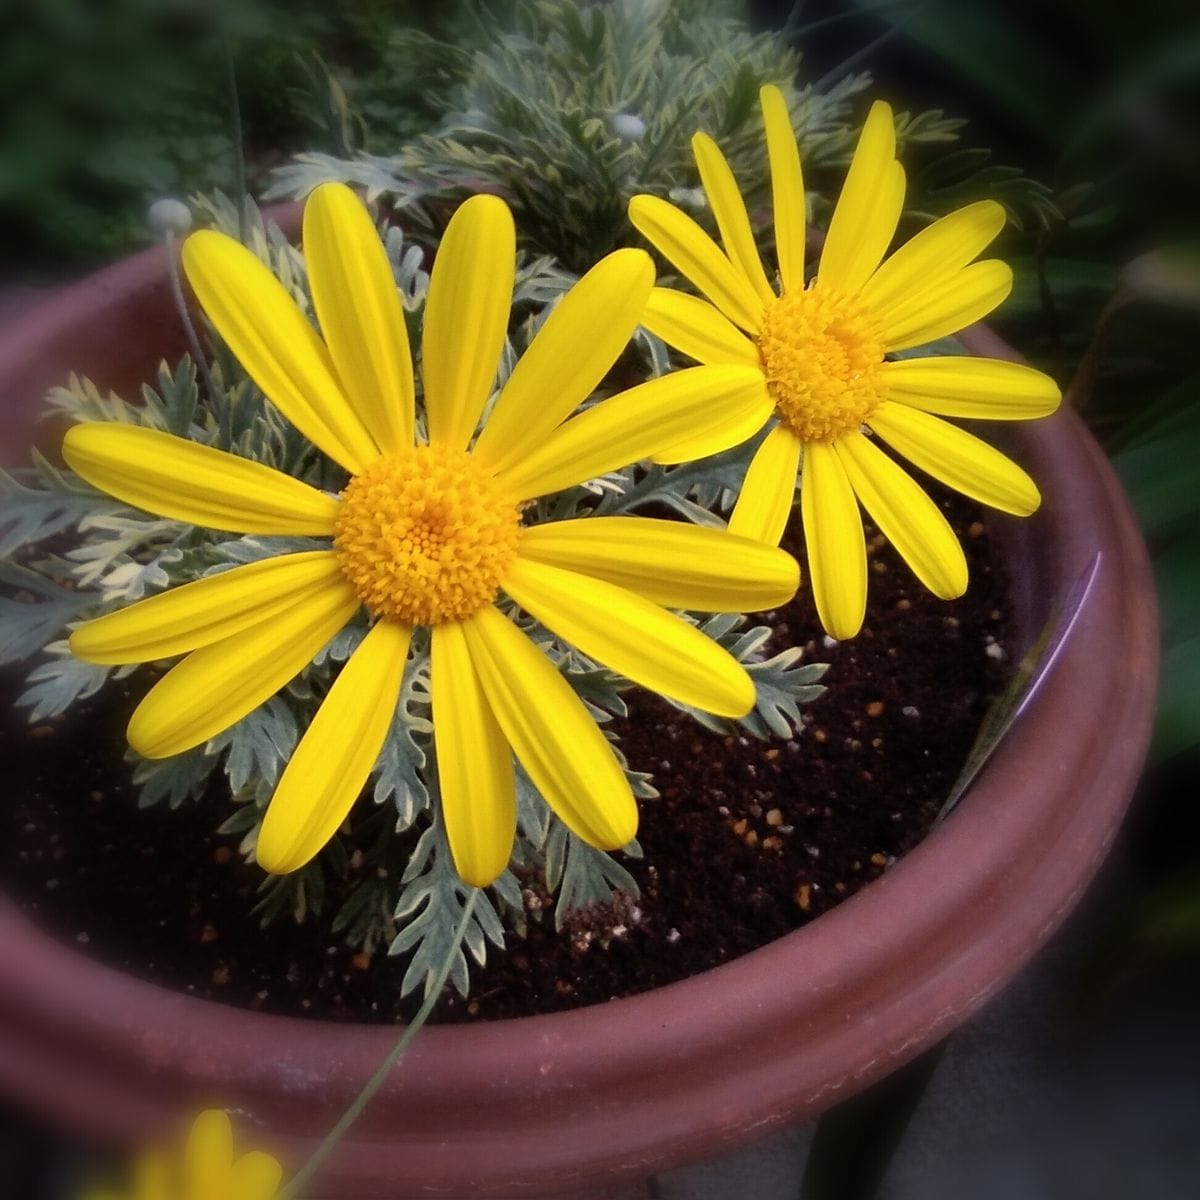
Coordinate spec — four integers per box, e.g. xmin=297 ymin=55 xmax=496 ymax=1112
xmin=757 ymin=284 xmax=887 ymax=442
xmin=335 ymin=445 xmax=521 ymax=626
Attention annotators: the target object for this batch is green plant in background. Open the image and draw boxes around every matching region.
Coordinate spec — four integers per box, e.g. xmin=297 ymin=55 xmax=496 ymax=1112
xmin=0 ymin=0 xmax=484 ymax=275
xmin=270 ymin=0 xmax=996 ymax=274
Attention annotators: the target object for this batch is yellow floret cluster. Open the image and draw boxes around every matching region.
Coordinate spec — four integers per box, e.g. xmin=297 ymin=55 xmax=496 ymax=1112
xmin=758 ymin=284 xmax=887 ymax=443
xmin=334 ymin=444 xmax=522 ymax=626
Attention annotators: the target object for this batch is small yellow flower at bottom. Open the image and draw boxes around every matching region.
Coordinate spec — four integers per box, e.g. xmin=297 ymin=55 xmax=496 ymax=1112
xmin=83 ymin=1110 xmax=283 ymax=1200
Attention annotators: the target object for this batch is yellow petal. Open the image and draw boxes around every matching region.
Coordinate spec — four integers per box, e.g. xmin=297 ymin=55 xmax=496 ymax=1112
xmin=800 ymin=440 xmax=867 ymax=640
xmin=422 ymin=195 xmax=515 ymax=450
xmin=879 ymin=260 xmax=1014 ymax=352
xmin=504 ymin=557 xmax=754 ymax=717
xmin=62 ymin=424 xmax=340 ymax=536
xmin=818 ymin=101 xmax=905 ymax=294
xmin=652 ymin=376 xmax=774 ymax=465
xmin=628 ymin=194 xmax=766 ymax=333
xmin=497 ymin=365 xmax=769 ymax=499
xmin=303 ymin=182 xmax=414 ymax=454
xmin=431 ymin=622 xmax=516 ymax=887
xmin=182 ymin=230 xmax=378 ymax=473
xmin=130 ymin=1149 xmax=171 ymax=1200
xmin=728 ymin=424 xmax=802 ymax=545
xmin=860 ymin=200 xmax=1006 ymax=317
xmin=127 ymin=579 xmax=359 ymax=758
xmin=257 ymin=619 xmax=409 ymax=874
xmin=461 ymin=605 xmax=637 ymax=849
xmin=229 ymin=1152 xmax=285 ymax=1200
xmin=760 ymin=84 xmax=806 ymax=293
xmin=184 ymin=1110 xmax=234 ymax=1197
xmin=473 ymin=249 xmax=655 ymax=473
xmin=691 ymin=131 xmax=775 ymax=304
xmin=835 ymin=431 xmax=968 ymax=599
xmin=880 ymin=355 xmax=1061 ymax=420
xmin=641 ymin=287 xmax=760 ymax=367
xmin=517 ymin=515 xmax=799 ymax=612
xmin=70 ymin=551 xmax=344 ymax=665
xmin=867 ymin=402 xmax=1041 ymax=515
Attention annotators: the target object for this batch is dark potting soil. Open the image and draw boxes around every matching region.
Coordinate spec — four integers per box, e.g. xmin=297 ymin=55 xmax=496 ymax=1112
xmin=0 ymin=487 xmax=1012 ymax=1024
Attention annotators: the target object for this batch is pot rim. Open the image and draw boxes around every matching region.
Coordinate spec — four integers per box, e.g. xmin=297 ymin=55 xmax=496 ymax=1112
xmin=0 ymin=240 xmax=1159 ymax=1199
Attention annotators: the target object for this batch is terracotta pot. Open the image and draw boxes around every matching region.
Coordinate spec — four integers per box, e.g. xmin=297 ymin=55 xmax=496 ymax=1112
xmin=0 ymin=236 xmax=1158 ymax=1199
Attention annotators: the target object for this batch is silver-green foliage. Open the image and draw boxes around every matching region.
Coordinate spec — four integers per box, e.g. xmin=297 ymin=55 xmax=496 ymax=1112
xmin=270 ymin=0 xmax=965 ymax=275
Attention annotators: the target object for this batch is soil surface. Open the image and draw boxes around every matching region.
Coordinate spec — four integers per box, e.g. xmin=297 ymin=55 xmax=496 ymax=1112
xmin=0 ymin=486 xmax=1013 ymax=1024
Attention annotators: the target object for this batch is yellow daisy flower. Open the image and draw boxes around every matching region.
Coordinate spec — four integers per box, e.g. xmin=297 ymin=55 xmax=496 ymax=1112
xmin=628 ymin=84 xmax=1062 ymax=640
xmin=63 ymin=183 xmax=798 ymax=887
xmin=85 ymin=1110 xmax=282 ymax=1200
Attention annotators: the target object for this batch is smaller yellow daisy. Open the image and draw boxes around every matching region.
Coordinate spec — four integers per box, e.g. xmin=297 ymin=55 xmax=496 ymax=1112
xmin=84 ymin=1110 xmax=282 ymax=1200
xmin=628 ymin=85 xmax=1062 ymax=639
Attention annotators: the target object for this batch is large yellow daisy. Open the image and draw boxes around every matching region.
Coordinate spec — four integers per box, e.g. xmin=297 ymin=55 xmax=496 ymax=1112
xmin=63 ymin=183 xmax=797 ymax=887
xmin=85 ymin=1110 xmax=282 ymax=1200
xmin=628 ymin=85 xmax=1062 ymax=640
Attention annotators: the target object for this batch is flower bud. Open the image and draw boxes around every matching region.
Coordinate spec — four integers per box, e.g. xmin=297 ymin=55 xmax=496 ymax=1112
xmin=148 ymin=198 xmax=193 ymax=237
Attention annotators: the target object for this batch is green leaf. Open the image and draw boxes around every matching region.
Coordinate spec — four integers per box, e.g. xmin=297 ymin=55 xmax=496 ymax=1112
xmin=390 ymin=814 xmax=510 ymax=1000
xmin=0 ymin=562 xmax=97 ymax=665
xmin=132 ymin=745 xmax=218 ymax=810
xmin=544 ymin=816 xmax=641 ymax=932
xmin=208 ymin=697 xmax=299 ymax=793
xmin=15 ymin=641 xmax=113 ymax=722
xmin=0 ymin=466 xmax=120 ymax=558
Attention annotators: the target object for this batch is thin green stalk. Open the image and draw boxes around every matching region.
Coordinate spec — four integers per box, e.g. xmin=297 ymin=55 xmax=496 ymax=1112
xmin=220 ymin=23 xmax=248 ymax=244
xmin=164 ymin=232 xmax=220 ymax=417
xmin=280 ymin=889 xmax=480 ymax=1200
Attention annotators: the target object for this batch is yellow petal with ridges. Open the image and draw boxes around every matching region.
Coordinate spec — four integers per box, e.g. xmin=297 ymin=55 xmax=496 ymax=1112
xmin=462 ymin=605 xmax=637 ymax=850
xmin=229 ymin=1152 xmax=284 ymax=1200
xmin=496 ymin=364 xmax=769 ymax=499
xmin=127 ymin=579 xmax=359 ymax=759
xmin=628 ymin=194 xmax=766 ymax=334
xmin=860 ymin=200 xmax=1006 ymax=317
xmin=504 ymin=557 xmax=755 ymax=717
xmin=880 ymin=260 xmax=1013 ymax=352
xmin=760 ymin=84 xmax=806 ymax=293
xmin=692 ymin=131 xmax=775 ymax=305
xmin=835 ymin=431 xmax=968 ymax=599
xmin=868 ymin=402 xmax=1041 ymax=515
xmin=473 ymin=248 xmax=655 ymax=473
xmin=257 ymin=619 xmax=409 ymax=874
xmin=70 ymin=551 xmax=343 ymax=665
xmin=818 ymin=102 xmax=904 ymax=294
xmin=641 ymin=287 xmax=760 ymax=367
xmin=182 ymin=230 xmax=378 ymax=473
xmin=431 ymin=622 xmax=516 ymax=887
xmin=651 ymin=377 xmax=775 ymax=465
xmin=303 ymin=182 xmax=414 ymax=454
xmin=800 ymin=441 xmax=867 ymax=640
xmin=422 ymin=195 xmax=515 ymax=450
xmin=62 ymin=424 xmax=340 ymax=535
xmin=728 ymin=424 xmax=802 ymax=545
xmin=517 ymin=515 xmax=799 ymax=612
xmin=880 ymin=356 xmax=1061 ymax=420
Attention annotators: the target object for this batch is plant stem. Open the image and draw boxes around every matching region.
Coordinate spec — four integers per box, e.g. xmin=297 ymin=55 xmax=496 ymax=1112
xmin=220 ymin=22 xmax=248 ymax=244
xmin=279 ymin=889 xmax=480 ymax=1200
xmin=164 ymin=232 xmax=220 ymax=417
